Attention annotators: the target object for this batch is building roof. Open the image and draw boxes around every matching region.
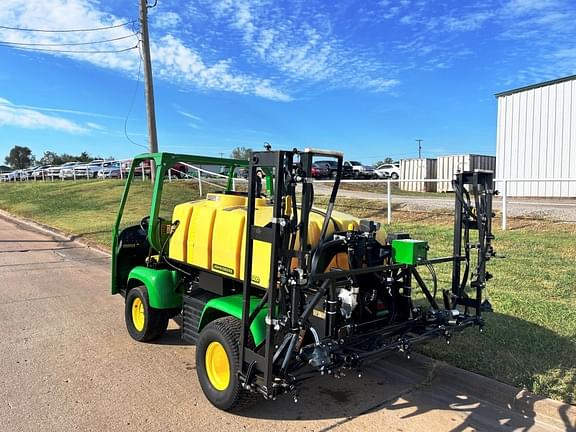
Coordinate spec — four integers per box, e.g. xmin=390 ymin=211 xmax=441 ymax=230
xmin=495 ymin=74 xmax=576 ymax=98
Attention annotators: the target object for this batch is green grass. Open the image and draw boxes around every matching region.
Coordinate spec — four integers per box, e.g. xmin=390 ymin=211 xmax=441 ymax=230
xmin=0 ymin=180 xmax=206 ymax=247
xmin=0 ymin=180 xmax=575 ymax=404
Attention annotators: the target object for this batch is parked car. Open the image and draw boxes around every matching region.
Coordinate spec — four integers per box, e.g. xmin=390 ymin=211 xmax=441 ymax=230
xmin=97 ymin=162 xmax=122 ymax=179
xmin=49 ymin=162 xmax=80 ymax=179
xmin=375 ymin=163 xmax=400 ymax=179
xmin=315 ymin=160 xmax=354 ymax=179
xmin=0 ymin=171 xmax=19 ymax=181
xmin=45 ymin=165 xmax=63 ymax=179
xmin=311 ymin=162 xmax=330 ymax=179
xmin=26 ymin=165 xmax=50 ymax=180
xmin=344 ymin=161 xmax=375 ymax=179
xmin=74 ymin=161 xmax=115 ymax=179
xmin=168 ymin=162 xmax=189 ymax=179
xmin=122 ymin=160 xmax=152 ymax=177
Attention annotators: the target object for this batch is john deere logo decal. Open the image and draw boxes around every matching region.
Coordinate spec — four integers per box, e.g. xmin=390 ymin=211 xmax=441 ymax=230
xmin=213 ymin=263 xmax=234 ymax=275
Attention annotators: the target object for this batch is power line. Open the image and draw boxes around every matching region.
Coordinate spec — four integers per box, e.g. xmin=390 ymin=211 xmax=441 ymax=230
xmin=0 ymin=33 xmax=138 ymax=48
xmin=0 ymin=33 xmax=138 ymax=47
xmin=0 ymin=43 xmax=138 ymax=54
xmin=0 ymin=20 xmax=137 ymax=33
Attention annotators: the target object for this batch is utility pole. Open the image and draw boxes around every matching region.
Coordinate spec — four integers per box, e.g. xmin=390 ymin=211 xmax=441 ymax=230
xmin=416 ymin=139 xmax=423 ymax=158
xmin=139 ymin=0 xmax=158 ymax=179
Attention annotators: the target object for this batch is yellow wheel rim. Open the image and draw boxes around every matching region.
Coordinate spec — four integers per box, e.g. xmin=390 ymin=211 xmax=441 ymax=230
xmin=132 ymin=297 xmax=145 ymax=332
xmin=205 ymin=341 xmax=230 ymax=391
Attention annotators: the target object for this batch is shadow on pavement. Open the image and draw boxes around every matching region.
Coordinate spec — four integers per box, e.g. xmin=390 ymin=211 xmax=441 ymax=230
xmin=153 ymin=311 xmax=575 ymax=430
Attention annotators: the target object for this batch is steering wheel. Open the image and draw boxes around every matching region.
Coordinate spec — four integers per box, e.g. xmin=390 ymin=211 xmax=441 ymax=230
xmin=140 ymin=215 xmax=150 ymax=232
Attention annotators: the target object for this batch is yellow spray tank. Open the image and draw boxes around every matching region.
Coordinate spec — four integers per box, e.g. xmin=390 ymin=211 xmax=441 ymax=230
xmin=168 ymin=192 xmax=358 ymax=288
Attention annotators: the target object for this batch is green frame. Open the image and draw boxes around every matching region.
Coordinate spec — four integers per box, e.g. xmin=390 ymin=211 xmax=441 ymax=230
xmin=111 ymin=152 xmax=248 ymax=296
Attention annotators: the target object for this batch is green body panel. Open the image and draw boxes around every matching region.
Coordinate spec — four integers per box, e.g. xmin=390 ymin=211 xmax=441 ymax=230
xmin=127 ymin=266 xmax=183 ymax=309
xmin=199 ymin=294 xmax=268 ymax=346
xmin=392 ymin=239 xmax=428 ymax=265
xmin=111 ymin=152 xmax=249 ymax=295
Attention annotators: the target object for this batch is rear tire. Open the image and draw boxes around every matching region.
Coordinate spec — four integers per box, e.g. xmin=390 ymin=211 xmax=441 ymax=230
xmin=391 ymin=173 xmax=399 ymax=180
xmin=125 ymin=286 xmax=169 ymax=342
xmin=196 ymin=317 xmax=257 ymax=411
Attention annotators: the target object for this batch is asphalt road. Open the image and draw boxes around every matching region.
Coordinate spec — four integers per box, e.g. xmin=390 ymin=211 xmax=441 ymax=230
xmin=0 ymin=216 xmax=568 ymax=432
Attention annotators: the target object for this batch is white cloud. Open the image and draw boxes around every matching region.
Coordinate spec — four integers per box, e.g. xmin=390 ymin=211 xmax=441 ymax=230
xmin=502 ymin=0 xmax=560 ymax=15
xmin=5 ymin=103 xmax=123 ymax=120
xmin=438 ymin=12 xmax=494 ymax=32
xmin=0 ymin=0 xmax=290 ymax=101
xmin=0 ymin=0 xmax=141 ymax=72
xmin=0 ymin=97 xmax=88 ymax=133
xmin=205 ymin=1 xmax=400 ymax=93
xmin=153 ymin=35 xmax=292 ymax=101
xmin=178 ymin=111 xmax=203 ymax=123
xmin=178 ymin=110 xmax=204 ymax=129
xmin=85 ymin=122 xmax=105 ymax=130
xmin=151 ymin=11 xmax=182 ymax=29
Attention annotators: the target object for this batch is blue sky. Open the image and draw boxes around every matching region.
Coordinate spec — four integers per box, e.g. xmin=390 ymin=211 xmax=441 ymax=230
xmin=0 ymin=0 xmax=575 ymax=164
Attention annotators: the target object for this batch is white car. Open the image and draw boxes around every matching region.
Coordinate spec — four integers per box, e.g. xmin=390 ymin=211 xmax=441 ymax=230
xmin=0 ymin=171 xmax=18 ymax=181
xmin=375 ymin=163 xmax=400 ymax=179
xmin=58 ymin=162 xmax=83 ymax=179
xmin=74 ymin=161 xmax=112 ymax=179
xmin=97 ymin=162 xmax=122 ymax=179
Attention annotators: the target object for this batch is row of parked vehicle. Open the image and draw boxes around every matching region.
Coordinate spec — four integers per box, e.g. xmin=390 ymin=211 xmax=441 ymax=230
xmin=1 ymin=159 xmax=400 ymax=182
xmin=0 ymin=160 xmax=127 ymax=182
xmin=311 ymin=160 xmax=400 ymax=179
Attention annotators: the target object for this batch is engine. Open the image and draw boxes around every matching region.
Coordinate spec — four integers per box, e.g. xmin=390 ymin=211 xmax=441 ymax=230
xmin=308 ymin=220 xmax=415 ymax=348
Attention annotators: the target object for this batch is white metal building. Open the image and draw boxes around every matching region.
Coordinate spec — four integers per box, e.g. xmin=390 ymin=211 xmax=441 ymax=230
xmin=399 ymin=158 xmax=437 ymax=192
xmin=437 ymin=155 xmax=496 ymax=192
xmin=496 ymin=75 xmax=576 ymax=197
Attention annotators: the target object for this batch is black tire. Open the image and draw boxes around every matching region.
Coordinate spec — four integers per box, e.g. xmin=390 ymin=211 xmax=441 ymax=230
xmin=391 ymin=173 xmax=399 ymax=180
xmin=125 ymin=286 xmax=169 ymax=342
xmin=196 ymin=317 xmax=257 ymax=411
xmin=330 ymin=170 xmax=338 ymax=179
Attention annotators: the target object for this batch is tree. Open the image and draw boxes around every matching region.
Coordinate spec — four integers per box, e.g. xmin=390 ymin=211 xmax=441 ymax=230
xmin=40 ymin=151 xmax=59 ymax=165
xmin=5 ymin=146 xmax=33 ymax=169
xmin=375 ymin=157 xmax=395 ymax=166
xmin=230 ymin=147 xmax=253 ymax=160
xmin=39 ymin=151 xmax=103 ymax=165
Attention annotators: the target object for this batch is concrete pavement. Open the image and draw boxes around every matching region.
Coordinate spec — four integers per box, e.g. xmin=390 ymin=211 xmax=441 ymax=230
xmin=0 ymin=215 xmax=572 ymax=432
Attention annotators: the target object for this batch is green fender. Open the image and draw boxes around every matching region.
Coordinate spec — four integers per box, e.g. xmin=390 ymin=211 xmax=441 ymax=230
xmin=199 ymin=294 xmax=268 ymax=347
xmin=127 ymin=266 xmax=183 ymax=309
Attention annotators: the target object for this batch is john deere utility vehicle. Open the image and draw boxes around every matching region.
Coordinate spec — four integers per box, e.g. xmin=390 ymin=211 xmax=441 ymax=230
xmin=112 ymin=148 xmax=496 ymax=411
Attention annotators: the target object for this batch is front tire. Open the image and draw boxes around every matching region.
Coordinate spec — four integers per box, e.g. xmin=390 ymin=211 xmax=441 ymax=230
xmin=196 ymin=317 xmax=256 ymax=411
xmin=125 ymin=286 xmax=169 ymax=342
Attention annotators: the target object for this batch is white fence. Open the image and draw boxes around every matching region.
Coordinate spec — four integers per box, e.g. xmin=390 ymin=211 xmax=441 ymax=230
xmin=315 ymin=178 xmax=576 ymax=230
xmin=2 ymin=165 xmax=575 ymax=230
xmin=167 ymin=162 xmax=247 ymax=196
xmin=498 ymin=178 xmax=576 ymax=229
